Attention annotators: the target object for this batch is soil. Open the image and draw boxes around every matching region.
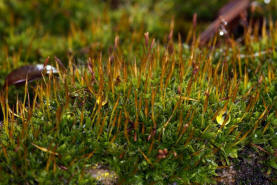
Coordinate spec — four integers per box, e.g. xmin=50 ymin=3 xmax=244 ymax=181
xmin=233 ymin=146 xmax=272 ymax=185
xmin=216 ymin=146 xmax=274 ymax=185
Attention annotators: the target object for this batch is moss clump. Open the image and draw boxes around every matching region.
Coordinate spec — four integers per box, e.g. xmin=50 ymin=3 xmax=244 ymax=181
xmin=0 ymin=1 xmax=277 ymax=184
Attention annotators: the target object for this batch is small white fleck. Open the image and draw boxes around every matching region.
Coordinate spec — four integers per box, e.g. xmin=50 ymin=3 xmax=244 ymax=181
xmin=36 ymin=64 xmax=44 ymax=70
xmin=218 ymin=26 xmax=228 ymax=36
xmin=36 ymin=64 xmax=58 ymax=74
xmin=264 ymin=0 xmax=270 ymax=4
xmin=45 ymin=65 xmax=58 ymax=73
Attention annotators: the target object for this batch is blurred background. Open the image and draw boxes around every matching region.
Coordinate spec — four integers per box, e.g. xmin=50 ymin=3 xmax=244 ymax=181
xmin=0 ymin=0 xmax=276 ymax=79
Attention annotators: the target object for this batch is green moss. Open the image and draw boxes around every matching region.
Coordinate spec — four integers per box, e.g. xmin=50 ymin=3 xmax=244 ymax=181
xmin=0 ymin=0 xmax=277 ymax=184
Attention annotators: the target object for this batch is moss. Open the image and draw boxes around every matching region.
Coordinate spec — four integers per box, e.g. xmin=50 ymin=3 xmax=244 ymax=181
xmin=0 ymin=1 xmax=277 ymax=184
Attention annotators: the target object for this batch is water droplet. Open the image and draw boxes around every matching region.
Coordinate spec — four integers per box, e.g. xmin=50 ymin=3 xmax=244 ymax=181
xmin=222 ymin=20 xmax=228 ymax=26
xmin=218 ymin=18 xmax=228 ymax=37
xmin=219 ymin=26 xmax=228 ymax=36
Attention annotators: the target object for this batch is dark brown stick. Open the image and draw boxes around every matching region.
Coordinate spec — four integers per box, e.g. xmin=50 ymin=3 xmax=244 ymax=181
xmin=199 ymin=0 xmax=250 ymax=46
